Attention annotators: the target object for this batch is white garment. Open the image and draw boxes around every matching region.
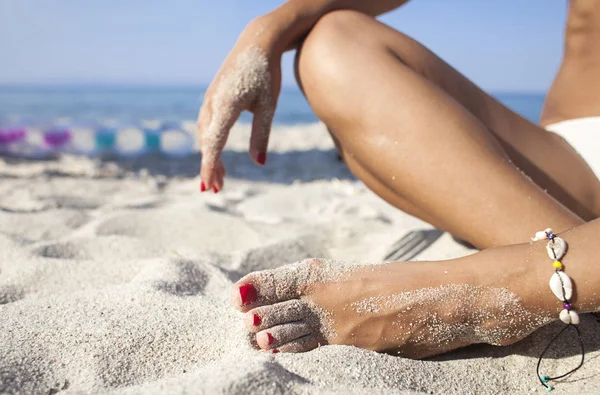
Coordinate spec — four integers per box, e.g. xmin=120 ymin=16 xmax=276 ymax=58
xmin=545 ymin=117 xmax=600 ymax=179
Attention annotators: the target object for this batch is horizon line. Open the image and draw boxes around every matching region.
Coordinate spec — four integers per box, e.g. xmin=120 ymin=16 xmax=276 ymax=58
xmin=0 ymin=83 xmax=547 ymax=96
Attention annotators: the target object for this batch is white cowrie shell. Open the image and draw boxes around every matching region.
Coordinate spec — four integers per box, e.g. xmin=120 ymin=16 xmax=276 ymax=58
xmin=547 ymin=237 xmax=567 ymax=261
xmin=569 ymin=310 xmax=580 ymax=325
xmin=559 ymin=309 xmax=571 ymax=324
xmin=549 ymin=271 xmax=573 ymax=301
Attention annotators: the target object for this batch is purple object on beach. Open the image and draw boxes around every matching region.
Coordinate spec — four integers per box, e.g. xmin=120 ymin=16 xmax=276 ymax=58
xmin=0 ymin=129 xmax=27 ymax=145
xmin=44 ymin=129 xmax=72 ymax=148
xmin=0 ymin=128 xmax=27 ymax=144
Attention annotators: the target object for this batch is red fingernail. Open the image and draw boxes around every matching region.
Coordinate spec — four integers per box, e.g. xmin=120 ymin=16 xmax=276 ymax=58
xmin=253 ymin=314 xmax=262 ymax=326
xmin=212 ymin=186 xmax=219 ymax=194
xmin=257 ymin=152 xmax=266 ymax=165
xmin=239 ymin=284 xmax=257 ymax=305
xmin=266 ymin=333 xmax=274 ymax=345
xmin=200 ymin=182 xmax=206 ymax=192
xmin=272 ymin=349 xmax=279 ymax=354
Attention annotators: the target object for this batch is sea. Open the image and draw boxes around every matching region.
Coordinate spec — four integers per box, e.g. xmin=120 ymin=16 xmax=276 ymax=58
xmin=0 ymin=86 xmax=546 ymax=126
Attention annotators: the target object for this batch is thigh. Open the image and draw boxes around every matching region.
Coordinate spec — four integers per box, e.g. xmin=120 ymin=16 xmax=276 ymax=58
xmin=377 ymin=18 xmax=600 ymax=221
xmin=299 ymin=11 xmax=600 ymax=221
xmin=295 ymin=11 xmax=585 ymax=247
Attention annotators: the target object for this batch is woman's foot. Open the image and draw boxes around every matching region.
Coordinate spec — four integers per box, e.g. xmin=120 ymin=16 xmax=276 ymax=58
xmin=231 ymin=253 xmax=556 ymax=359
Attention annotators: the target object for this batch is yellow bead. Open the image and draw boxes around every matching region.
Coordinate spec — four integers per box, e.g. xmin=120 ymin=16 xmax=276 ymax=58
xmin=553 ymin=261 xmax=563 ymax=270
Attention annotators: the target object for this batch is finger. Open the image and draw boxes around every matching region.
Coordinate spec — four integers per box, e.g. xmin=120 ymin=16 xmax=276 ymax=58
xmin=244 ymin=299 xmax=311 ymax=333
xmin=249 ymin=96 xmax=275 ymax=166
xmin=212 ymin=159 xmax=225 ymax=193
xmin=196 ymin=95 xmax=211 ymax=143
xmin=200 ymin=102 xmax=241 ymax=189
xmin=256 ymin=321 xmax=313 ymax=350
xmin=197 ymin=98 xmax=211 ymax=192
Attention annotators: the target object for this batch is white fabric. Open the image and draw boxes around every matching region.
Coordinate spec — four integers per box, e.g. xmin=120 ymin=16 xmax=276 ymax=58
xmin=546 ymin=116 xmax=600 ymax=178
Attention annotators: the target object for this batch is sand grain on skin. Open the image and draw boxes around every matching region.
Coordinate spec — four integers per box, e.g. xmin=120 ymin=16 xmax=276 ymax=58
xmin=203 ymin=45 xmax=274 ymax=163
xmin=351 ymin=284 xmax=553 ymax=347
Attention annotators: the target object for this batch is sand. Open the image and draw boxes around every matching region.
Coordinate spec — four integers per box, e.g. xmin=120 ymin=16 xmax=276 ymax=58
xmin=1 ymin=122 xmax=600 ymax=394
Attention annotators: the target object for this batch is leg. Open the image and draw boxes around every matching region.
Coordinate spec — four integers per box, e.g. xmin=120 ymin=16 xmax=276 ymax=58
xmin=231 ymin=219 xmax=600 ymax=358
xmin=294 ymin=11 xmax=600 ymax=249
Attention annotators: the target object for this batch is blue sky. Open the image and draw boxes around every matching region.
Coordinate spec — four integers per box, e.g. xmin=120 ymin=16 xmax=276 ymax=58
xmin=0 ymin=0 xmax=567 ymax=92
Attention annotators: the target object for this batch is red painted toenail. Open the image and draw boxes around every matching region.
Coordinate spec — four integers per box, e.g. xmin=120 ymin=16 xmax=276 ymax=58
xmin=253 ymin=314 xmax=261 ymax=326
xmin=212 ymin=185 xmax=219 ymax=194
xmin=257 ymin=152 xmax=266 ymax=165
xmin=200 ymin=182 xmax=206 ymax=192
xmin=239 ymin=284 xmax=257 ymax=305
xmin=272 ymin=349 xmax=279 ymax=354
xmin=266 ymin=333 xmax=274 ymax=345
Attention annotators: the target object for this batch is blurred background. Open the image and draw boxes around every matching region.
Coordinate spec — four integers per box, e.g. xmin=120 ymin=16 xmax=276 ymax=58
xmin=0 ymin=0 xmax=567 ymax=125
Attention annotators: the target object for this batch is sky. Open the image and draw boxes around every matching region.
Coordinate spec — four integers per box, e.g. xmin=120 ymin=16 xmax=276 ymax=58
xmin=0 ymin=0 xmax=567 ymax=92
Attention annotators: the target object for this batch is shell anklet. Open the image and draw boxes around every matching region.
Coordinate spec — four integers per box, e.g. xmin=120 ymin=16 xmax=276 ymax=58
xmin=532 ymin=228 xmax=584 ymax=392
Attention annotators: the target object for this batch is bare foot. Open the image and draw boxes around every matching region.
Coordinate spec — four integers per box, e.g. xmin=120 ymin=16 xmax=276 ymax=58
xmin=230 ymin=255 xmax=555 ymax=359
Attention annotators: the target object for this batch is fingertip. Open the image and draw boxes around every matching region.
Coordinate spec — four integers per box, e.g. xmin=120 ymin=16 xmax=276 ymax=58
xmin=257 ymin=152 xmax=267 ymax=166
xmin=212 ymin=166 xmax=225 ymax=193
xmin=200 ymin=163 xmax=216 ymax=191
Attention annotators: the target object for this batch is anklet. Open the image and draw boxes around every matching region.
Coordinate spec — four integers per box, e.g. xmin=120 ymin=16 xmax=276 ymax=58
xmin=532 ymin=228 xmax=585 ymax=392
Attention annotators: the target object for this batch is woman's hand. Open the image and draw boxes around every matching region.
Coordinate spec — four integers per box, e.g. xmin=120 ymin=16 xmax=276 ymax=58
xmin=197 ymin=18 xmax=282 ymax=192
xmin=196 ymin=0 xmax=412 ymax=192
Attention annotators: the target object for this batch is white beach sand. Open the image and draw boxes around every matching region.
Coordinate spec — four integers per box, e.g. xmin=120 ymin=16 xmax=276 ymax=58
xmin=1 ymin=123 xmax=599 ymax=394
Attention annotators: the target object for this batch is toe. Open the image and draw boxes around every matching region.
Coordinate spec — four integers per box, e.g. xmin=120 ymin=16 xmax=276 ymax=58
xmin=244 ymin=299 xmax=310 ymax=333
xmin=230 ymin=259 xmax=321 ymax=311
xmin=276 ymin=334 xmax=320 ymax=353
xmin=256 ymin=321 xmax=312 ymax=350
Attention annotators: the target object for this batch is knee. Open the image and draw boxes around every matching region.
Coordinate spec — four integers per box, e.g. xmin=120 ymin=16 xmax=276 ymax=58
xmin=294 ymin=10 xmax=369 ymax=93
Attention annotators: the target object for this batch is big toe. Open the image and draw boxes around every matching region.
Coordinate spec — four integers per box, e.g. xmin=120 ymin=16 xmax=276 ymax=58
xmin=230 ymin=259 xmax=320 ymax=312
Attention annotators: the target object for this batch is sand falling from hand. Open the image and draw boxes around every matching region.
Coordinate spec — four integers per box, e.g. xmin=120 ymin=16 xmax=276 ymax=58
xmin=350 ymin=284 xmax=553 ymax=348
xmin=202 ymin=45 xmax=275 ymax=163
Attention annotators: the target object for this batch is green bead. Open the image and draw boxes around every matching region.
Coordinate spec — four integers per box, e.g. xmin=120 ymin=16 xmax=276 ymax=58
xmin=546 ymin=386 xmax=554 ymax=392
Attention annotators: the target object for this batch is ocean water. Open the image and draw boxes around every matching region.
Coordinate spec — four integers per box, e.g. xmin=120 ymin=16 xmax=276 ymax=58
xmin=0 ymin=86 xmax=545 ymax=126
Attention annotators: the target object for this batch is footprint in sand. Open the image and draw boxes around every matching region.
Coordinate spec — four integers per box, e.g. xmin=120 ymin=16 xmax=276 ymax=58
xmin=31 ymin=236 xmax=165 ymax=261
xmin=0 ymin=210 xmax=91 ymax=243
xmin=0 ymin=284 xmax=25 ymax=305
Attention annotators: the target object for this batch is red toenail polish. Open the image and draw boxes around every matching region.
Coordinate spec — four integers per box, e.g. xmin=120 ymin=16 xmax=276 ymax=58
xmin=212 ymin=186 xmax=219 ymax=194
xmin=200 ymin=182 xmax=206 ymax=192
xmin=266 ymin=333 xmax=274 ymax=345
xmin=239 ymin=284 xmax=257 ymax=305
xmin=253 ymin=314 xmax=261 ymax=326
xmin=257 ymin=152 xmax=266 ymax=165
xmin=272 ymin=349 xmax=279 ymax=354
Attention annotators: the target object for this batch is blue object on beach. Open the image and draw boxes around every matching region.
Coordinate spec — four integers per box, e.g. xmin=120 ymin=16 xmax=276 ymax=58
xmin=95 ymin=127 xmax=118 ymax=151
xmin=143 ymin=128 xmax=162 ymax=152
